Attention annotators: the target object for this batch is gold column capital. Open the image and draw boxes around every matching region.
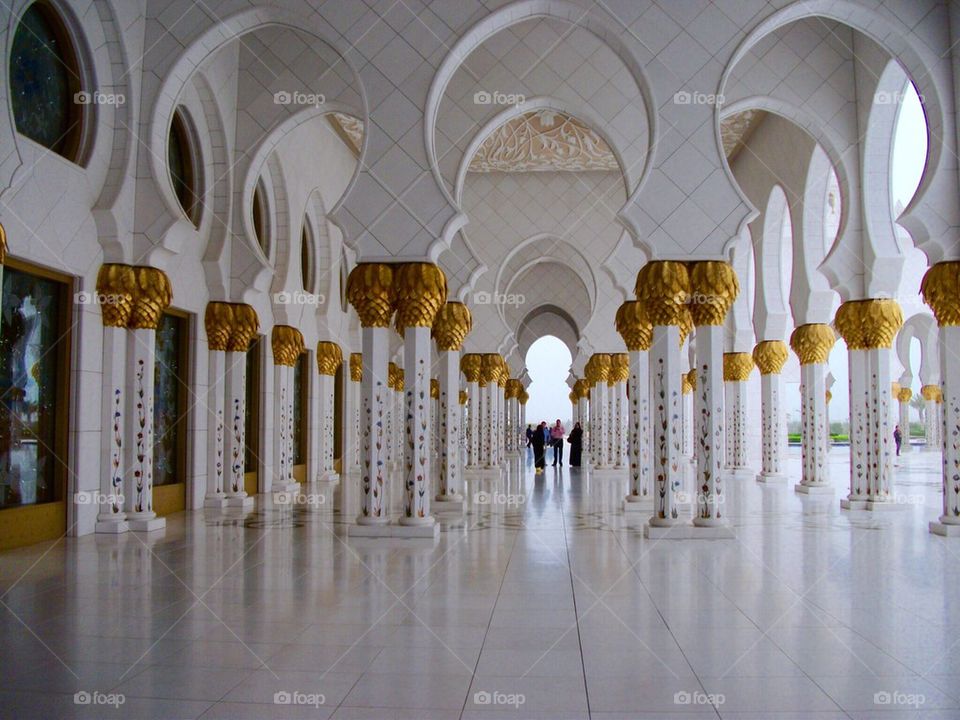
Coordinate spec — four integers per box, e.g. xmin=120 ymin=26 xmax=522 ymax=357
xmin=609 ymin=353 xmax=629 ymax=385
xmin=723 ymin=352 xmax=754 ymax=382
xmin=834 ymin=298 xmax=903 ymax=349
xmin=897 ymin=387 xmax=912 ymax=403
xmin=388 ymin=362 xmax=398 ymax=389
xmin=430 ymin=378 xmax=440 ymax=399
xmin=505 ymin=379 xmax=523 ymax=399
xmin=921 ymin=261 xmax=960 ymax=326
xmin=349 ymin=352 xmax=362 ymax=382
xmin=315 ymin=340 xmax=342 ymax=375
xmin=459 ymin=390 xmax=468 ymax=405
xmin=825 ymin=389 xmax=833 ymax=404
xmin=460 ymin=353 xmax=482 ymax=383
xmin=752 ymin=340 xmax=789 ymax=375
xmin=394 ymin=367 xmax=404 ymax=392
xmin=789 ymin=323 xmax=835 ymax=365
xmin=681 ymin=374 xmax=692 ymax=394
xmin=518 ymin=390 xmax=529 ymax=405
xmin=688 ymin=261 xmax=739 ymax=326
xmin=635 ymin=260 xmax=692 ymax=328
xmin=615 ymin=301 xmax=652 ymax=351
xmin=0 ymin=221 xmax=6 ymax=264
xmin=393 ymin=262 xmax=447 ymax=334
xmin=271 ymin=325 xmax=305 ymax=367
xmin=480 ymin=353 xmax=501 ymax=386
xmin=921 ymin=384 xmax=942 ymax=402
xmin=432 ymin=301 xmax=472 ymax=351
xmin=687 ymin=367 xmax=697 ymax=391
xmin=129 ymin=266 xmax=173 ymax=330
xmin=347 ymin=263 xmax=395 ymax=328
xmin=227 ymin=304 xmax=260 ymax=352
xmin=96 ymin=263 xmax=137 ymax=328
xmin=204 ymin=301 xmax=235 ymax=352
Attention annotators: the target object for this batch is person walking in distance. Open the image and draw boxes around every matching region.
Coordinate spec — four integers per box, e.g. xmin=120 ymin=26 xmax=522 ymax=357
xmin=531 ymin=421 xmax=547 ymax=473
xmin=551 ymin=419 xmax=565 ymax=466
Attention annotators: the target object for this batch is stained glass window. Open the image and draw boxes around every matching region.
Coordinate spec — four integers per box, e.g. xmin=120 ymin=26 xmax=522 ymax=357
xmin=168 ymin=109 xmax=201 ymax=226
xmin=300 ymin=222 xmax=313 ymax=293
xmin=244 ymin=337 xmax=260 ymax=473
xmin=0 ymin=266 xmax=66 ymax=508
xmin=9 ymin=2 xmax=84 ymax=161
xmin=293 ymin=355 xmax=306 ymax=466
xmin=252 ymin=180 xmax=269 ymax=255
xmin=153 ymin=313 xmax=186 ymax=487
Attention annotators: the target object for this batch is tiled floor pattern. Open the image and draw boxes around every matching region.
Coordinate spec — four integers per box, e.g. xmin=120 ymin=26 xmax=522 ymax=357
xmin=1 ymin=448 xmax=959 ymax=718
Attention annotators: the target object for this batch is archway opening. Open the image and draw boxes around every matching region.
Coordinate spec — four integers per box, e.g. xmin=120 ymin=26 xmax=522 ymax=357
xmin=524 ymin=335 xmax=572 ymax=430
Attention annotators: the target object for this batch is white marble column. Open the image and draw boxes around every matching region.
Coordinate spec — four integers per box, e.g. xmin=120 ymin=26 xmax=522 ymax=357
xmin=96 ymin=310 xmax=130 ymax=532
xmin=577 ymin=392 xmax=589 ymax=469
xmin=647 ymin=325 xmax=683 ymax=529
xmin=315 ymin=341 xmax=341 ymax=484
xmin=791 ymin=324 xmax=834 ymax=494
xmin=625 ymin=347 xmax=651 ymax=506
xmin=692 ymin=325 xmax=727 ymax=529
xmin=357 ymin=326 xmax=390 ymax=525
xmin=347 ymin=353 xmax=362 ymax=473
xmin=922 ymin=385 xmax=941 ymax=451
xmin=400 ymin=324 xmax=435 ymax=528
xmin=924 ymin=264 xmax=960 ymax=533
xmin=681 ymin=374 xmax=693 ymax=462
xmin=753 ymin=341 xmax=789 ymax=483
xmin=722 ymin=353 xmax=753 ymax=479
xmin=463 ymin=369 xmax=481 ymax=468
xmin=897 ymin=388 xmax=913 ymax=454
xmin=835 ymin=300 xmax=903 ymax=510
xmin=436 ymin=348 xmax=464 ymax=504
xmin=271 ymin=326 xmax=304 ymax=494
xmin=124 ymin=331 xmax=163 ymax=530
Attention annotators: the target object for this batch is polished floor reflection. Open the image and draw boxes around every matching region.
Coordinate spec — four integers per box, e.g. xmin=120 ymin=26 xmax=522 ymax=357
xmin=1 ymin=448 xmax=959 ymax=718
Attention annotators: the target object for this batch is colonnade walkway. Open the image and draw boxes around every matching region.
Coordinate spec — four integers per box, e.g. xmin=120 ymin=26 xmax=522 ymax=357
xmin=0 ymin=450 xmax=957 ymax=718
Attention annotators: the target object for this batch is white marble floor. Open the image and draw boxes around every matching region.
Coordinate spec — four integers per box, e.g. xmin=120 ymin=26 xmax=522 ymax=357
xmin=1 ymin=448 xmax=959 ymax=719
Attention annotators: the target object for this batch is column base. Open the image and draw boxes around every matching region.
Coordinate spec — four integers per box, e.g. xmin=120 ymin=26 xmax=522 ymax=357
xmin=795 ymin=483 xmax=834 ymax=495
xmin=127 ymin=514 xmax=165 ymax=532
xmin=756 ymin=472 xmax=788 ymax=484
xmin=623 ymin=494 xmax=653 ymax=512
xmin=930 ymin=520 xmax=960 ymax=536
xmin=225 ymin=494 xmax=255 ymax=509
xmin=204 ymin=495 xmax=228 ymax=509
xmin=644 ymin=523 xmax=735 ymax=539
xmin=348 ymin=521 xmax=440 ymax=538
xmin=313 ymin=473 xmax=340 ymax=485
xmin=724 ymin=467 xmax=756 ymax=480
xmin=95 ymin=519 xmax=129 ymax=534
xmin=590 ymin=467 xmax=623 ymax=478
xmin=465 ymin=467 xmax=502 ymax=481
xmin=841 ymin=498 xmax=905 ymax=511
xmin=434 ymin=494 xmax=466 ymax=511
xmin=274 ymin=482 xmax=300 ymax=493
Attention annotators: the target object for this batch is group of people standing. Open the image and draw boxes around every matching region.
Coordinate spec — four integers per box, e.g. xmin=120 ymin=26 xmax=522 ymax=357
xmin=526 ymin=420 xmax=583 ymax=473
